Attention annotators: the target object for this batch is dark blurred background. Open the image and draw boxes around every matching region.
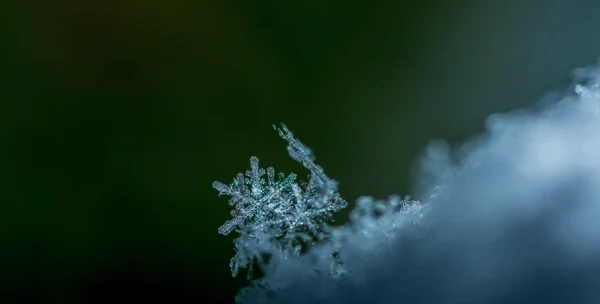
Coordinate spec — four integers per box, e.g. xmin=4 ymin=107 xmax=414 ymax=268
xmin=1 ymin=0 xmax=600 ymax=303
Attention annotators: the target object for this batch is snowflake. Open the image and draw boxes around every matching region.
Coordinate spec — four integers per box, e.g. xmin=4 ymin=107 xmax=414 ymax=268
xmin=213 ymin=124 xmax=347 ymax=278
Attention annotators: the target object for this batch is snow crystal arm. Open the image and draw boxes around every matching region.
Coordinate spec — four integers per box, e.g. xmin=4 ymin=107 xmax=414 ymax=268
xmin=274 ymin=124 xmax=347 ymax=213
xmin=247 ymin=156 xmax=265 ymax=197
xmin=274 ymin=124 xmax=336 ymax=188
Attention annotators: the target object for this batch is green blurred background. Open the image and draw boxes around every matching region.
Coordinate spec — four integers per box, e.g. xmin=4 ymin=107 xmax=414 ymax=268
xmin=1 ymin=0 xmax=600 ymax=302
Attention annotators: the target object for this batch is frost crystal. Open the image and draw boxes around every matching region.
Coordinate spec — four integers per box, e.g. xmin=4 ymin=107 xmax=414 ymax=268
xmin=213 ymin=124 xmax=347 ymax=278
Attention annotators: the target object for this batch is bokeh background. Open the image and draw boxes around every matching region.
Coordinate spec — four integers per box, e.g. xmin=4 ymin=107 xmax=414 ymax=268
xmin=1 ymin=0 xmax=600 ymax=303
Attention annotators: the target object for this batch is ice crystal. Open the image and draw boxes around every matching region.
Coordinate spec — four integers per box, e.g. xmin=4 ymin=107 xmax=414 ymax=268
xmin=213 ymin=124 xmax=347 ymax=278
